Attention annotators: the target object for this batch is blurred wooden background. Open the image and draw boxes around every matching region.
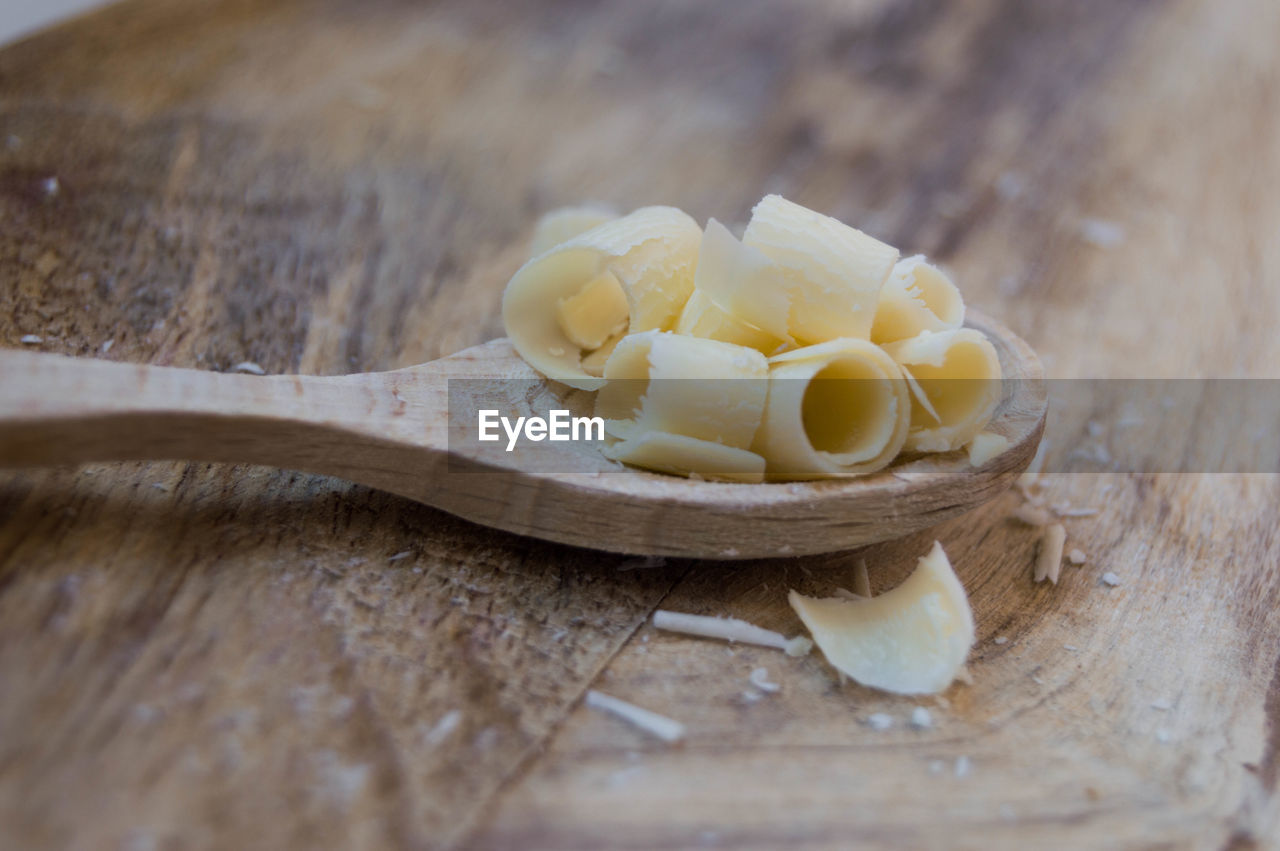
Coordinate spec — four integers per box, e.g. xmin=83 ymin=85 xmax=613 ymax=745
xmin=1 ymin=0 xmax=1278 ymax=848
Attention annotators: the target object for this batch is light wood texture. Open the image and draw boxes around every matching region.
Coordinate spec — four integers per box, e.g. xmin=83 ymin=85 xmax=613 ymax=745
xmin=1 ymin=0 xmax=1278 ymax=849
xmin=0 ymin=309 xmax=1045 ymax=559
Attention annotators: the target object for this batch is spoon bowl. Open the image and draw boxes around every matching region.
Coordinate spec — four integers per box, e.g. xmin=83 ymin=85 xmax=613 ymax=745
xmin=0 ymin=309 xmax=1044 ymax=558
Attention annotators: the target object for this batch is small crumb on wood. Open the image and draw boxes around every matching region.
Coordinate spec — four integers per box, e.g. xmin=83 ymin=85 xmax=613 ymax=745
xmin=784 ymin=636 xmax=814 ymax=657
xmin=387 ymin=551 xmax=412 ymax=562
xmin=101 ymin=339 xmax=114 ymax=353
xmin=954 ymin=756 xmax=972 ymax=778
xmin=910 ymin=706 xmax=933 ymax=729
xmin=1054 ymin=505 xmax=1100 ymax=518
xmin=1155 ymin=729 xmax=1172 ymax=744
xmin=993 ymin=636 xmax=1008 ymax=645
xmin=864 ymin=713 xmax=893 ymax=731
xmin=585 ymin=690 xmax=685 ymax=743
xmin=1064 ymin=644 xmax=1080 ymax=652
xmin=1079 ymin=218 xmax=1126 ymax=247
xmin=1101 ymin=572 xmax=1121 ymax=587
xmin=995 ymin=171 xmax=1025 ymax=200
xmin=748 ymin=667 xmax=781 ymax=694
xmin=1035 ymin=524 xmax=1067 ymax=583
xmin=424 ymin=710 xmax=462 ymax=747
xmin=232 ymin=361 xmax=266 ymax=375
xmin=19 ymin=334 xmax=42 ymax=344
xmin=1068 ymin=548 xmax=1087 ymax=565
xmin=42 ymin=177 xmax=59 ymax=196
xmin=1151 ymin=698 xmax=1173 ymax=711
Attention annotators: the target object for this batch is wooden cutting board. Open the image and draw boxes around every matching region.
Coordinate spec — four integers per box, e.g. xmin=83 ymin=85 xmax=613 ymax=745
xmin=1 ymin=0 xmax=1278 ymax=848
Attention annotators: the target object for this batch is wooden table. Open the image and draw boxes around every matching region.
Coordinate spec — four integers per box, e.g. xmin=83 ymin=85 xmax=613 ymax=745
xmin=2 ymin=1 xmax=1278 ymax=847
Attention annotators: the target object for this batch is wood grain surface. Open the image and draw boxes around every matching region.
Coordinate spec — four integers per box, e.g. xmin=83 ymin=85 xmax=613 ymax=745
xmin=1 ymin=0 xmax=1277 ymax=849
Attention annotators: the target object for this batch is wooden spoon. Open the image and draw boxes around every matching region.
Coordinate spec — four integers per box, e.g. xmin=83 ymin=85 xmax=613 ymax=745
xmin=0 ymin=310 xmax=1044 ymax=559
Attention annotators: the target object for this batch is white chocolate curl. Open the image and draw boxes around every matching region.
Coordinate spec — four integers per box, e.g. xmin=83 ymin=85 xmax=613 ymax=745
xmin=502 ymin=206 xmax=701 ymax=390
xmin=753 ymin=339 xmax=910 ymax=479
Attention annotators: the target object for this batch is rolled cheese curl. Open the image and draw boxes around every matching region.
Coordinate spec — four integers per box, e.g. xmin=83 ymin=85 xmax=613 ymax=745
xmin=882 ymin=328 xmax=1002 ymax=453
xmin=502 ymin=206 xmax=701 ymax=390
xmin=870 ymin=255 xmax=965 ymax=344
xmin=579 ymin=332 xmax=623 ymax=378
xmin=675 ymin=289 xmax=787 ymax=355
xmin=603 ymin=431 xmax=766 ymax=484
xmin=742 ymin=195 xmax=898 ymax=343
xmin=753 ymin=339 xmax=911 ymax=479
xmin=596 ymin=330 xmax=769 ymax=449
xmin=528 ymin=204 xmax=618 ymax=258
xmin=691 ymin=218 xmax=792 ymax=342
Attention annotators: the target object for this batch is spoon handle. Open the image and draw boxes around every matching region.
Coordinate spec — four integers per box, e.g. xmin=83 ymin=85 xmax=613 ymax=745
xmin=0 ymin=349 xmax=433 ymax=474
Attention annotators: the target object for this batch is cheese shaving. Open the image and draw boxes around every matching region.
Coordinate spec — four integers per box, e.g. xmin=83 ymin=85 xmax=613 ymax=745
xmin=748 ymin=667 xmax=781 ymax=693
xmin=909 ymin=706 xmax=933 ymax=729
xmin=865 ymin=713 xmax=894 ymax=731
xmin=1054 ymin=506 xmax=1100 ymax=518
xmin=1019 ymin=439 xmax=1049 ymax=485
xmin=966 ymin=431 xmax=1011 ymax=467
xmin=1013 ymin=503 xmax=1054 ymax=526
xmin=528 ymin=204 xmax=617 ymax=257
xmin=585 ymin=690 xmax=685 ymax=743
xmin=1035 ymin=523 xmax=1066 ymax=583
xmin=853 ymin=559 xmax=873 ymax=598
xmin=652 ymin=610 xmax=810 ymax=656
xmin=788 ymin=541 xmax=975 ymax=695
